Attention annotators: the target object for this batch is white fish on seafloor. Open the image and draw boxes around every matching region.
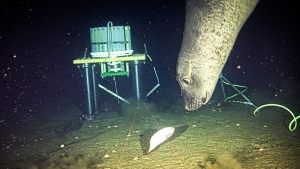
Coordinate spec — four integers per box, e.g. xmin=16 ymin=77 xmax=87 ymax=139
xmin=147 ymin=127 xmax=175 ymax=154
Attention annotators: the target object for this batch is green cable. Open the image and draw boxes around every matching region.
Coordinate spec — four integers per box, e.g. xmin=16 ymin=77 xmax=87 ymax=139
xmin=220 ymin=79 xmax=299 ymax=131
xmin=253 ymin=104 xmax=299 ymax=131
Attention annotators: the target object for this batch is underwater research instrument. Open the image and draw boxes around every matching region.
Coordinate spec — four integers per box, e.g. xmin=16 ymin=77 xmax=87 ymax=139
xmin=73 ymin=21 xmax=160 ymax=121
xmin=147 ymin=127 xmax=175 ymax=154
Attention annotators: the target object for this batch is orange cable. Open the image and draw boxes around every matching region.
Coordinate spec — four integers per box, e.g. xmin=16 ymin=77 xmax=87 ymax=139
xmin=117 ymin=106 xmax=139 ymax=168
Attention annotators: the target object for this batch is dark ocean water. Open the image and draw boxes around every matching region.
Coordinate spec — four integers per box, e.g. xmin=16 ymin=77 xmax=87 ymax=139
xmin=1 ymin=0 xmax=299 ymax=126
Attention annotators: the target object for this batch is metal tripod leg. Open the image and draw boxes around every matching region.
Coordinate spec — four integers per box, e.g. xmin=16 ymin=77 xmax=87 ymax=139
xmin=219 ymin=73 xmax=256 ymax=107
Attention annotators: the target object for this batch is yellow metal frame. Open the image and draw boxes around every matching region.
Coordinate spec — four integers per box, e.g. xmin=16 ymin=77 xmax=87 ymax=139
xmin=73 ymin=54 xmax=146 ymax=64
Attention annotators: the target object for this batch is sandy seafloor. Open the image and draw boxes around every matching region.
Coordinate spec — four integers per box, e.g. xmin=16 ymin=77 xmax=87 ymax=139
xmin=1 ymin=89 xmax=299 ymax=169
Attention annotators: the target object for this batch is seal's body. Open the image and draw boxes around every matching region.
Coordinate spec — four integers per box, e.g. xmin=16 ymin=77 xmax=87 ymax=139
xmin=177 ymin=0 xmax=259 ymax=110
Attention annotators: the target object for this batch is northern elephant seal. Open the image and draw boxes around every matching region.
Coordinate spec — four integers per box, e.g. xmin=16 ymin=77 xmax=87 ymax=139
xmin=177 ymin=0 xmax=259 ymax=110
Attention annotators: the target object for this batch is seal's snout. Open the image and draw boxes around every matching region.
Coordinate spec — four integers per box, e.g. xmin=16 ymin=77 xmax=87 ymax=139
xmin=183 ymin=91 xmax=208 ymax=111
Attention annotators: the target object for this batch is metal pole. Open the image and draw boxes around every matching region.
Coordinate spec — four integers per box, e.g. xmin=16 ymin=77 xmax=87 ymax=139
xmin=134 ymin=61 xmax=140 ymax=101
xmin=84 ymin=63 xmax=93 ymax=121
xmin=98 ymin=84 xmax=130 ymax=104
xmin=92 ymin=64 xmax=98 ymax=114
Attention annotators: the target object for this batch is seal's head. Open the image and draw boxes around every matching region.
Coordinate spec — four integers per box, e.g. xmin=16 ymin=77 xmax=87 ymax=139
xmin=176 ymin=0 xmax=259 ymax=111
xmin=176 ymin=59 xmax=217 ymax=111
xmin=177 ymin=80 xmax=207 ymax=111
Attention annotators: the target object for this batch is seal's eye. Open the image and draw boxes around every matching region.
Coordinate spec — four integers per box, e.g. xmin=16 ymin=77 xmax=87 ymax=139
xmin=182 ymin=78 xmax=191 ymax=85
